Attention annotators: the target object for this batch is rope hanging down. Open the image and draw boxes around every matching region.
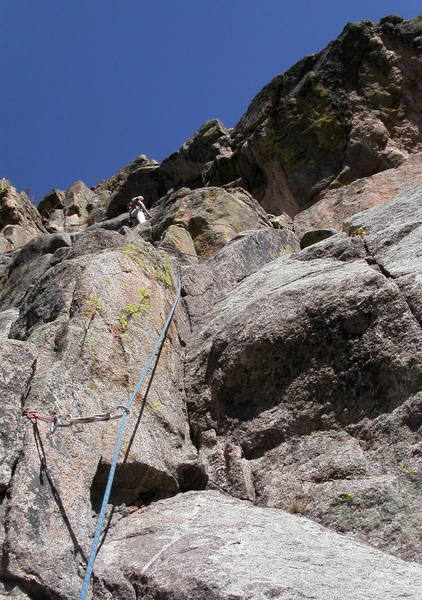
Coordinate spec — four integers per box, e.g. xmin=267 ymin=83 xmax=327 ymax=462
xmin=79 ymin=274 xmax=182 ymax=600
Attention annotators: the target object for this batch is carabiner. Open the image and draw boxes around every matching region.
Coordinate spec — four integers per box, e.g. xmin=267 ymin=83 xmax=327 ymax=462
xmin=47 ymin=415 xmax=72 ymax=438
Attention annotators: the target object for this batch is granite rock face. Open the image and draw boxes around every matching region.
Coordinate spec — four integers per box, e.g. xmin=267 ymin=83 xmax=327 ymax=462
xmin=89 ymin=16 xmax=422 ymax=225
xmin=0 ymin=227 xmax=204 ymax=599
xmin=183 ymin=227 xmax=300 ymax=330
xmin=184 ymin=184 xmax=422 ymax=562
xmin=0 ymin=173 xmax=420 ymax=600
xmin=294 ymin=152 xmax=422 ymax=238
xmin=38 ymin=181 xmax=105 ymax=233
xmin=94 ymin=491 xmax=422 ymax=600
xmin=218 ymin=15 xmax=422 ymax=215
xmin=104 ymin=121 xmax=232 ymax=218
xmin=1 ymin=13 xmax=422 ymax=600
xmin=0 ymin=181 xmax=45 ymax=252
xmin=345 ymin=182 xmax=422 ymax=326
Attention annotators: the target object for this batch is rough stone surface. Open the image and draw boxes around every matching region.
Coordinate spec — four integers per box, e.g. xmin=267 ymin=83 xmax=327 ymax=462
xmin=0 ymin=228 xmax=203 ymax=599
xmin=94 ymin=491 xmax=422 ymax=600
xmin=345 ymin=182 xmax=422 ymax=326
xmin=0 ymin=182 xmax=45 ymax=252
xmin=0 ymin=341 xmax=37 ymax=491
xmin=294 ymin=152 xmax=422 ymax=238
xmin=158 ymin=225 xmax=199 ymax=265
xmin=38 ymin=181 xmax=104 ymax=233
xmin=183 ymin=228 xmax=300 ymax=329
xmin=0 ymin=309 xmax=19 ymax=340
xmin=210 ymin=16 xmax=422 ymax=216
xmin=1 ymin=13 xmax=422 ymax=600
xmin=184 ymin=184 xmax=422 ymax=561
xmin=148 ymin=186 xmax=273 ymax=257
xmin=294 ymin=232 xmax=367 ymax=263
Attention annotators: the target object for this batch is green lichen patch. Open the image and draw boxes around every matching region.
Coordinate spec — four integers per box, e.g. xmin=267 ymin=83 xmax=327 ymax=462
xmin=344 ymin=492 xmax=356 ymax=503
xmin=120 ymin=242 xmax=175 ymax=287
xmin=84 ymin=292 xmax=102 ymax=317
xmin=118 ymin=287 xmax=151 ymax=332
xmin=398 ymin=461 xmax=414 ymax=475
xmin=149 ymin=400 xmax=161 ymax=411
xmin=148 ymin=254 xmax=174 ymax=286
xmin=123 ymin=242 xmax=146 ymax=270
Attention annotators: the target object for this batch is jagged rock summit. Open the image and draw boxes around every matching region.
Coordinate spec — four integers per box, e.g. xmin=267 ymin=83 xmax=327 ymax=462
xmin=0 ymin=13 xmax=421 ymax=600
xmin=0 ymin=180 xmax=45 ymax=252
xmin=93 ymin=13 xmax=422 ymax=219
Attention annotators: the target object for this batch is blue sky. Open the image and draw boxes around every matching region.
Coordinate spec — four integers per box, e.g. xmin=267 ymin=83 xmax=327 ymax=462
xmin=2 ymin=0 xmax=421 ymax=200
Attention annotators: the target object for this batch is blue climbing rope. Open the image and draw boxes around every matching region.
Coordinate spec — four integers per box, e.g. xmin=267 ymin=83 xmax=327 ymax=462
xmin=79 ymin=275 xmax=182 ymax=600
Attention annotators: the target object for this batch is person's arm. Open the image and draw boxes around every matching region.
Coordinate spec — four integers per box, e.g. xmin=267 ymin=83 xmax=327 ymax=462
xmin=140 ymin=201 xmax=152 ymax=218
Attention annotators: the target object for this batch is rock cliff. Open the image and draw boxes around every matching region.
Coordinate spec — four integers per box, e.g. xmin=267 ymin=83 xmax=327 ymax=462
xmin=0 ymin=180 xmax=45 ymax=253
xmin=0 ymin=13 xmax=421 ymax=600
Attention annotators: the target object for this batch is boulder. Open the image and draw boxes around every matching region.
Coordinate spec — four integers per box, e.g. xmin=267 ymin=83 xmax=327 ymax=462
xmin=149 ymin=186 xmax=273 ymax=258
xmin=94 ymin=490 xmax=422 ymax=600
xmin=158 ymin=225 xmax=199 ymax=264
xmin=0 ymin=225 xmax=33 ymax=252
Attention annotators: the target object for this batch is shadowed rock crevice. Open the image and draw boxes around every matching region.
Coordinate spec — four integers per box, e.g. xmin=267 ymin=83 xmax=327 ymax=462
xmin=90 ymin=461 xmax=179 ymax=512
xmin=90 ymin=460 xmax=208 ymax=513
xmin=0 ymin=575 xmax=63 ymax=600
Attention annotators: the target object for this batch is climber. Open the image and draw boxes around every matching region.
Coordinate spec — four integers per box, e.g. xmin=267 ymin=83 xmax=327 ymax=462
xmin=127 ymin=195 xmax=152 ymax=225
